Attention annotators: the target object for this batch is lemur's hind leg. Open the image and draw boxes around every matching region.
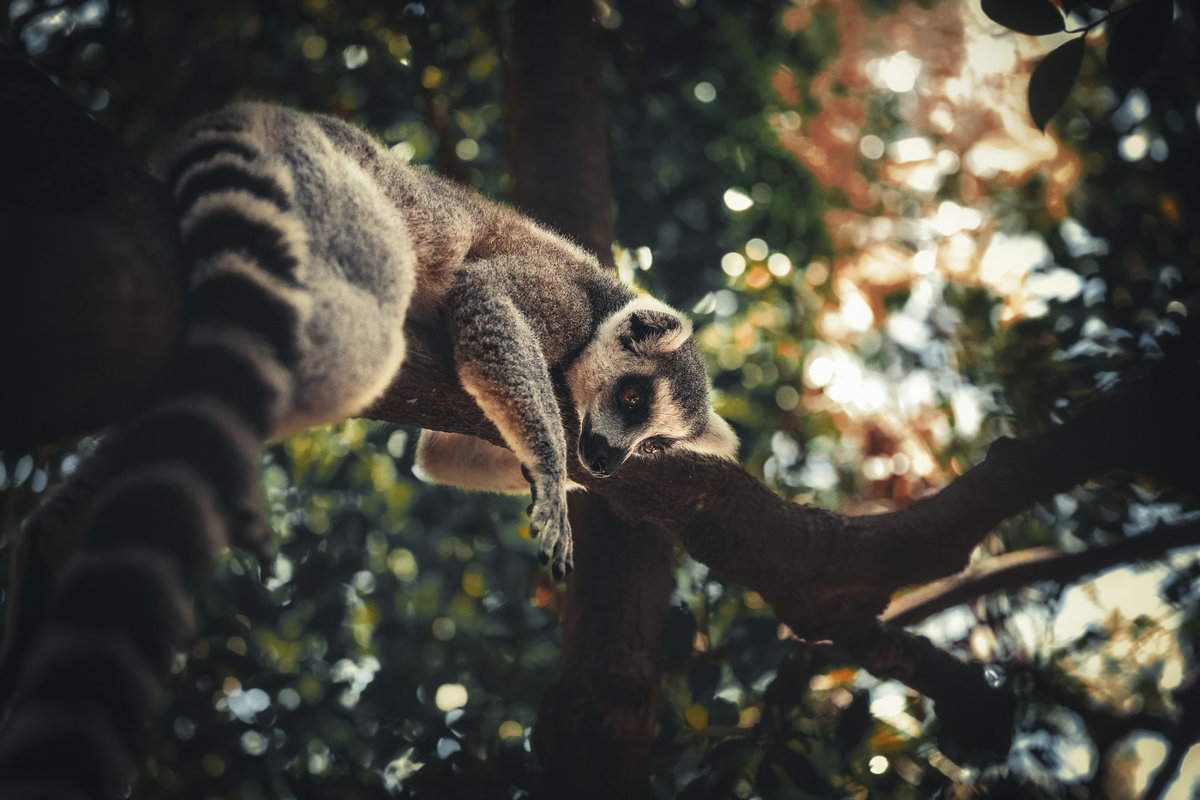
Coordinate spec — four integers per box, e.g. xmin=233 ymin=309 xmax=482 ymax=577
xmin=415 ymin=431 xmax=530 ymax=493
xmin=444 ymin=266 xmax=574 ymax=578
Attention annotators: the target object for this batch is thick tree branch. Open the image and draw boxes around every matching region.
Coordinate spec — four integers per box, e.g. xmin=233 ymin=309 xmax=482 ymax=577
xmin=366 ymin=352 xmax=1200 ymax=748
xmin=883 ymin=518 xmax=1200 ymax=627
xmin=503 ymin=0 xmax=612 ymax=259
xmin=530 ymin=496 xmax=674 ymax=798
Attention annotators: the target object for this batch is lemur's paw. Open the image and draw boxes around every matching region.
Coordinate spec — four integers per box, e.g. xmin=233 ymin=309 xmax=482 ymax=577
xmin=529 ymin=483 xmax=573 ymax=579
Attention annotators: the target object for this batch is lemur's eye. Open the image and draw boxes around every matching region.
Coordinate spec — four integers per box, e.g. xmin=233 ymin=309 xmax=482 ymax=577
xmin=641 ymin=439 xmax=664 ymax=455
xmin=622 ymin=386 xmax=643 ymax=408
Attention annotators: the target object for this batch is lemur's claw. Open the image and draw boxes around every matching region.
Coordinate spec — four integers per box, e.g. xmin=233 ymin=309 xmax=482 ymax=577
xmin=551 ymin=553 xmax=574 ymax=581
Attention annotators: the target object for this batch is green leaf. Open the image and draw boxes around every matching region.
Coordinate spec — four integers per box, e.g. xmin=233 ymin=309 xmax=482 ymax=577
xmin=773 ymin=748 xmax=831 ymax=793
xmin=755 ymin=761 xmax=781 ymax=796
xmin=982 ymin=0 xmax=1065 ymax=35
xmin=835 ymin=690 xmax=874 ymax=753
xmin=707 ymin=737 xmax=757 ymax=770
xmin=1106 ymin=0 xmax=1175 ymax=83
xmin=709 ymin=698 xmax=740 ymax=727
xmin=1028 ymin=36 xmax=1086 ymax=131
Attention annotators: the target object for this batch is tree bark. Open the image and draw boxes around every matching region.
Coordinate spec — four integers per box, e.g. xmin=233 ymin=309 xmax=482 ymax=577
xmin=503 ymin=0 xmax=613 ymax=258
xmin=530 ymin=495 xmax=674 ymax=799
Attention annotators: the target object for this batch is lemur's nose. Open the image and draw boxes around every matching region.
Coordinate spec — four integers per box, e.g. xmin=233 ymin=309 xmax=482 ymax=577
xmin=579 ymin=430 xmax=621 ymax=477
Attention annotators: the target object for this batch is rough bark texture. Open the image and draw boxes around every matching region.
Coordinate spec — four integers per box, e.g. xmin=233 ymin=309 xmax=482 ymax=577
xmin=502 ymin=2 xmax=670 ymax=795
xmin=504 ymin=0 xmax=613 ymax=258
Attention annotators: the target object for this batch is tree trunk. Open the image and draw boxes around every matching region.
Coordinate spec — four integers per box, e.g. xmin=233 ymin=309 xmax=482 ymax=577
xmin=503 ymin=2 xmax=669 ymax=796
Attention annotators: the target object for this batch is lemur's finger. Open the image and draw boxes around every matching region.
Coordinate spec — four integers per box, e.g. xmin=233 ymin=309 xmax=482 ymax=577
xmin=552 ymin=543 xmax=574 ymax=581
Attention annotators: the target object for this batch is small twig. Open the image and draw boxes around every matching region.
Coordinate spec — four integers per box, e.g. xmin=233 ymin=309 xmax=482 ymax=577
xmin=1064 ymin=0 xmax=1146 ymax=35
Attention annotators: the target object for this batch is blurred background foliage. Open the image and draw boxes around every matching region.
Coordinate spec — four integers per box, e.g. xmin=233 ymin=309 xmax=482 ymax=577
xmin=1 ymin=0 xmax=1198 ymax=797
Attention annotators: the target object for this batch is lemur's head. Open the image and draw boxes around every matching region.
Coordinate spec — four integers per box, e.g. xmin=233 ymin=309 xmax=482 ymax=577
xmin=565 ymin=296 xmax=738 ymax=478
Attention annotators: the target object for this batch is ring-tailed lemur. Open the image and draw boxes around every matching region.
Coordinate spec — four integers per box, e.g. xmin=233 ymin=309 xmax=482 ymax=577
xmin=20 ymin=100 xmax=738 ymax=582
xmin=155 ymin=102 xmax=736 ymax=578
xmin=0 ymin=103 xmax=738 ymax=795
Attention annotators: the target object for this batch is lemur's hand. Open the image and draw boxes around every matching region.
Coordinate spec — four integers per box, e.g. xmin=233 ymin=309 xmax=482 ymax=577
xmin=529 ymin=477 xmax=573 ymax=580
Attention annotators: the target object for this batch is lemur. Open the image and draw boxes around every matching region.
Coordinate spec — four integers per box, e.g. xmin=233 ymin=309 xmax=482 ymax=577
xmin=2 ymin=101 xmax=737 ymax=672
xmin=0 ymin=103 xmax=737 ymax=794
xmin=160 ymin=102 xmax=736 ymax=574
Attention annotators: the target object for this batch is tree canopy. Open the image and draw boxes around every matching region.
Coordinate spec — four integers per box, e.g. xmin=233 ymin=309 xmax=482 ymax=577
xmin=0 ymin=1 xmax=1198 ymax=798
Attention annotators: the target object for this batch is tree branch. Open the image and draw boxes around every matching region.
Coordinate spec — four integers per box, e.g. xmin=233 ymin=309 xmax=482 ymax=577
xmin=883 ymin=517 xmax=1200 ymax=627
xmin=366 ymin=352 xmax=1200 ymax=749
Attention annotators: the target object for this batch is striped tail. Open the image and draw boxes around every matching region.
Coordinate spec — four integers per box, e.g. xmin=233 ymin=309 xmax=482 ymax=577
xmin=0 ymin=108 xmax=311 ymax=798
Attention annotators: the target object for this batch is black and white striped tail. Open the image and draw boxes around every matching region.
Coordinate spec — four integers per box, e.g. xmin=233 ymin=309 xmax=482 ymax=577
xmin=0 ymin=111 xmax=309 ymax=798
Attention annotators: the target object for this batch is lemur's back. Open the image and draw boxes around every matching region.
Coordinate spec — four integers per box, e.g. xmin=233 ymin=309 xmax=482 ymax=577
xmin=161 ymin=104 xmax=634 ymax=437
xmin=307 ymin=108 xmax=635 ymax=361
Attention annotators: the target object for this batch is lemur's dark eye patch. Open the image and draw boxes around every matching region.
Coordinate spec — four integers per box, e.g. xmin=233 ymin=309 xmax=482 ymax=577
xmin=614 ymin=375 xmax=653 ymax=425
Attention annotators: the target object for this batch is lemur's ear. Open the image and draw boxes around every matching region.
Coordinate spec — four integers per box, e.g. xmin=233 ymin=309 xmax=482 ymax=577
xmin=679 ymin=409 xmax=739 ymax=460
xmin=619 ymin=304 xmax=692 ymax=354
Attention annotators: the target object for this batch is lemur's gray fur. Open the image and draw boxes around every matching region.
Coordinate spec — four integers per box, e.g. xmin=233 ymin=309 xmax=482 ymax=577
xmin=159 ymin=102 xmax=736 ymax=577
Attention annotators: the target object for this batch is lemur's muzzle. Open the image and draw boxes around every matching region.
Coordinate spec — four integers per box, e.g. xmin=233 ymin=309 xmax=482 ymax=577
xmin=578 ymin=424 xmax=625 ymax=478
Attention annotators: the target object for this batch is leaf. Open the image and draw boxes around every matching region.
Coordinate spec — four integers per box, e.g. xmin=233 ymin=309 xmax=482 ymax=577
xmin=706 ymin=737 xmax=757 ymax=771
xmin=835 ymin=690 xmax=874 ymax=753
xmin=755 ymin=761 xmax=781 ymax=796
xmin=689 ymin=661 xmax=721 ymax=703
xmin=1106 ymin=0 xmax=1175 ymax=84
xmin=982 ymin=0 xmax=1065 ymax=35
xmin=1028 ymin=36 xmax=1086 ymax=131
xmin=722 ymin=616 xmax=787 ymax=688
xmin=709 ymin=698 xmax=739 ymax=727
xmin=773 ymin=748 xmax=831 ymax=793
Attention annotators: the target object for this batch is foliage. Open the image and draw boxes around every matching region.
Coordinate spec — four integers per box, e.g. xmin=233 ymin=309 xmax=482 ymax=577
xmin=1 ymin=0 xmax=1198 ymax=798
xmin=981 ymin=0 xmax=1186 ymax=129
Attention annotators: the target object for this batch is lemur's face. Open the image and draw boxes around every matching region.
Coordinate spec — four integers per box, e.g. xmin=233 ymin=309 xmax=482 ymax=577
xmin=565 ymin=298 xmax=738 ymax=478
